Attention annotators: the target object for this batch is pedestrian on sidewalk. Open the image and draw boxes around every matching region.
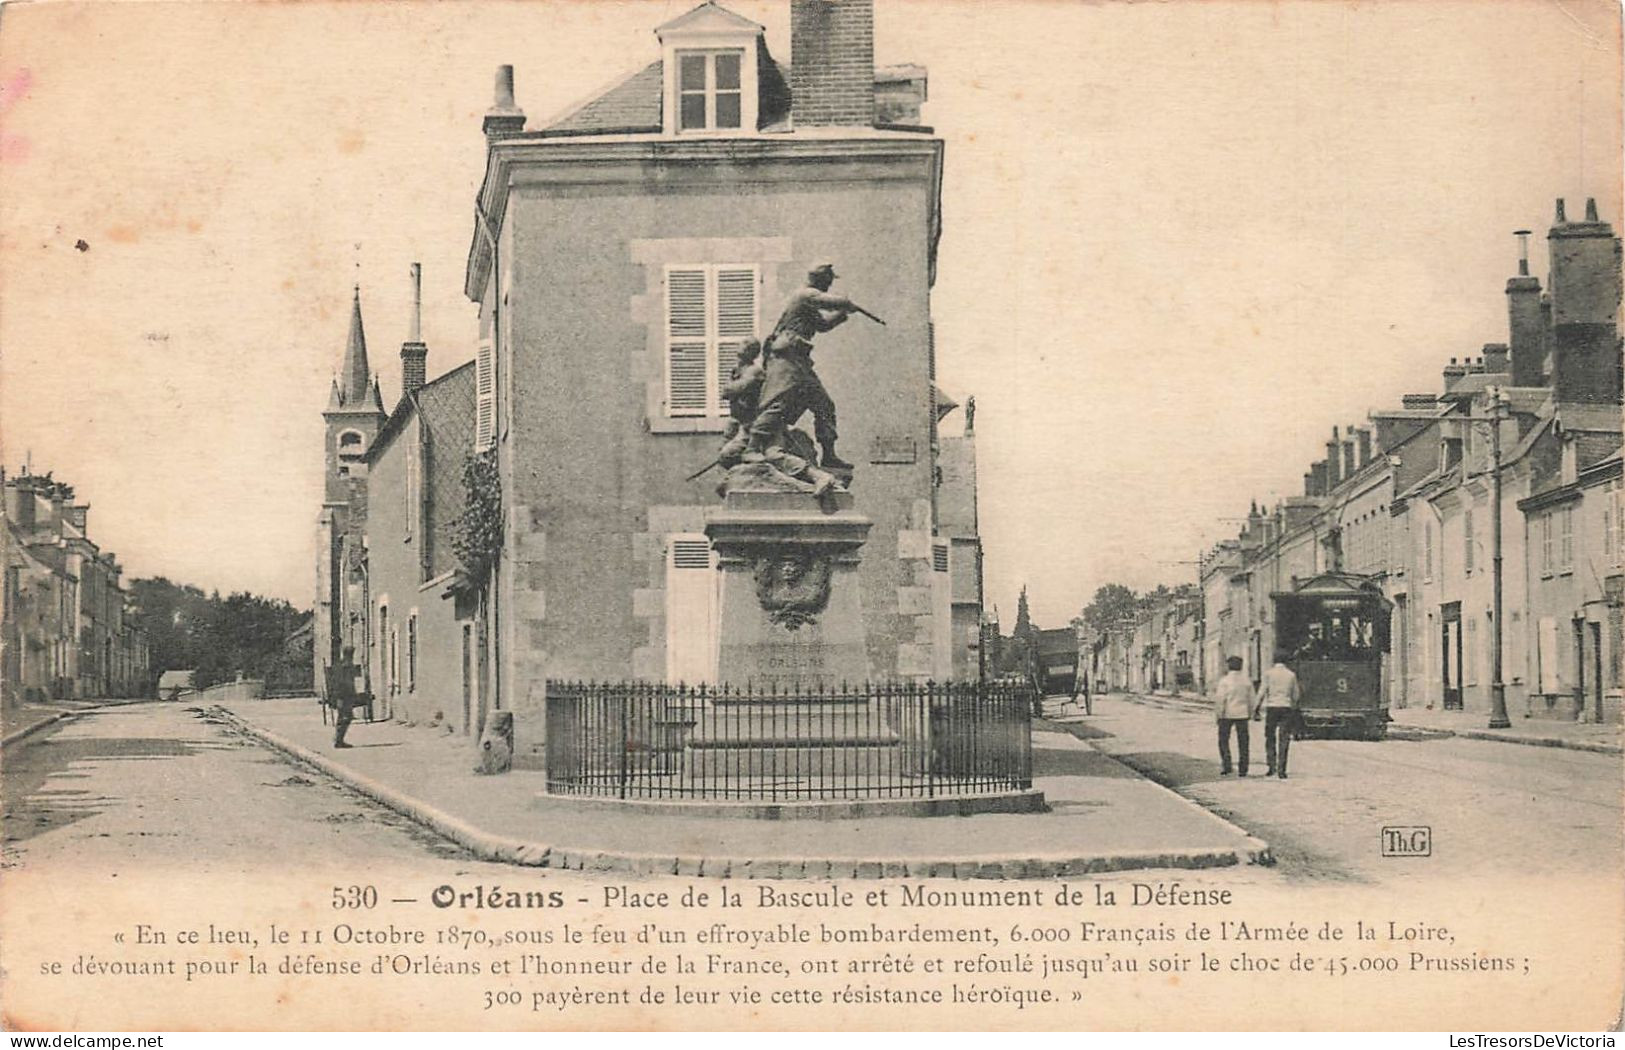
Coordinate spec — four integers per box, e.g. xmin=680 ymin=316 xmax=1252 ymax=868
xmin=1212 ymin=655 xmax=1252 ymax=776
xmin=1254 ymin=651 xmax=1301 ymax=779
xmin=328 ymin=646 xmax=360 ymax=749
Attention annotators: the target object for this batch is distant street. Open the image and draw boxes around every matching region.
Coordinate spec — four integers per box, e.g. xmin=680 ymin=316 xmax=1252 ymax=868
xmin=0 ymin=702 xmax=507 ymax=877
xmin=1045 ymin=692 xmax=1624 ymax=885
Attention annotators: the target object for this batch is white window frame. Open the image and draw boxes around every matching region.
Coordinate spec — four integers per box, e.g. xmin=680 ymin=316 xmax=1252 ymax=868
xmin=1559 ymin=505 xmax=1574 ymax=571
xmin=675 ymin=49 xmax=746 ymax=133
xmin=662 ymin=264 xmax=758 ymax=420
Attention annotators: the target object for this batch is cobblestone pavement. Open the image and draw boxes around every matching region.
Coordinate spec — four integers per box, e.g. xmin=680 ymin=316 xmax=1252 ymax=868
xmin=1042 ymin=692 xmax=1623 ymax=886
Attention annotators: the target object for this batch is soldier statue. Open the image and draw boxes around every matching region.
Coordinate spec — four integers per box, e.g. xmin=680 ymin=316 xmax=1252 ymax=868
xmin=746 ymin=262 xmax=884 ymax=471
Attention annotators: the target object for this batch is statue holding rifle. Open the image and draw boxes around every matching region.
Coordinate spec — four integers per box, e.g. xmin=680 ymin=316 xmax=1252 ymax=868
xmin=746 ymin=262 xmax=885 ymax=472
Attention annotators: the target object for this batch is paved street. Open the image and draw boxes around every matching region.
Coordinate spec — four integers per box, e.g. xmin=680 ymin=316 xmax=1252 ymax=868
xmin=7 ymin=697 xmax=1617 ymax=890
xmin=1 ymin=700 xmax=510 ymax=877
xmin=1045 ymin=692 xmax=1624 ymax=885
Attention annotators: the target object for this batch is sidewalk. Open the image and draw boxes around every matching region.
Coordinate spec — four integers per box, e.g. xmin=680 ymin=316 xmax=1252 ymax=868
xmin=1116 ymin=690 xmax=1622 ymax=756
xmin=210 ymin=696 xmax=1271 ymax=880
xmin=1 ymin=697 xmax=159 ymax=748
xmin=1386 ymin=704 xmax=1623 ymax=755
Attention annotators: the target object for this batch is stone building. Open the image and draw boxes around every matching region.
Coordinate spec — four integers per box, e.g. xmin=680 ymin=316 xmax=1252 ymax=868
xmin=314 ymin=289 xmax=387 ymax=701
xmin=2 ymin=470 xmax=149 ymax=705
xmin=456 ymin=0 xmax=979 ymax=767
xmin=311 ymin=0 xmax=981 ymax=768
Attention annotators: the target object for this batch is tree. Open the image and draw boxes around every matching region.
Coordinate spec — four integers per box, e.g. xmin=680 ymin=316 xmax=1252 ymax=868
xmin=1082 ymin=583 xmax=1139 ymax=634
xmin=127 ymin=579 xmax=310 ymax=690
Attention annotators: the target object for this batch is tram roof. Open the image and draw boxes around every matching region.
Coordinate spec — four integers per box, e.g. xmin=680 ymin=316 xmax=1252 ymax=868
xmin=1273 ymin=571 xmax=1386 ymax=600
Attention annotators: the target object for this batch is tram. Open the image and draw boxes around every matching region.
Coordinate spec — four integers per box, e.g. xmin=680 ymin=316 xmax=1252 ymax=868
xmin=1031 ymin=627 xmax=1086 ymax=710
xmin=1270 ymin=572 xmax=1392 ymax=739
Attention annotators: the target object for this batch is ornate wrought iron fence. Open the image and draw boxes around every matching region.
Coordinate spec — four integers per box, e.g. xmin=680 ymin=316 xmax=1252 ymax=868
xmin=543 ymin=679 xmax=1033 ymax=801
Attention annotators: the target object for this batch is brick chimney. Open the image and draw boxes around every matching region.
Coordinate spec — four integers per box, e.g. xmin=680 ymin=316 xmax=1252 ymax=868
xmin=1356 ymin=427 xmax=1372 ymax=468
xmin=1325 ymin=427 xmax=1342 ymax=489
xmin=1342 ymin=431 xmax=1357 ymax=480
xmin=1507 ymin=228 xmax=1544 ymax=386
xmin=66 ymin=505 xmax=88 ymax=531
xmin=1547 ymin=197 xmax=1623 ymax=403
xmin=46 ymin=486 xmax=65 ymax=533
xmin=400 ymin=262 xmax=427 ymax=400
xmin=1482 ymin=342 xmax=1509 ymax=375
xmin=791 ymin=0 xmax=875 ymax=128
xmin=3 ymin=476 xmax=33 ymax=529
xmin=483 ymin=65 xmax=526 ymax=144
xmin=1310 ymin=461 xmax=1328 ymax=497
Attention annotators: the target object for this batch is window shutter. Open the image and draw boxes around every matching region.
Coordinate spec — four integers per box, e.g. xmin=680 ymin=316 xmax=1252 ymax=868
xmin=666 ymin=535 xmax=719 ymax=684
xmin=715 ymin=267 xmax=757 ymax=407
xmin=475 ymin=338 xmax=495 ymax=450
xmin=932 ymin=543 xmax=949 ymax=573
xmin=667 ymin=269 xmax=709 ymax=416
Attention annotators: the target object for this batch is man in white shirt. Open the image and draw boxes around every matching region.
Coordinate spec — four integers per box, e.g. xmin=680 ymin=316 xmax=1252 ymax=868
xmin=1211 ymin=655 xmax=1253 ymax=777
xmin=1254 ymin=651 xmax=1302 ymax=779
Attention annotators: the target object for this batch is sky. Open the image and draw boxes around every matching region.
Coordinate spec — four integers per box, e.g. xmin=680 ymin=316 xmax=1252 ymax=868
xmin=1 ymin=0 xmax=1619 ymax=629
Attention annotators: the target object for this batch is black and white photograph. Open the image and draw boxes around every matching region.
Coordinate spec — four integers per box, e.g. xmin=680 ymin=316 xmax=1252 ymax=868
xmin=0 ymin=0 xmax=1620 ymax=1034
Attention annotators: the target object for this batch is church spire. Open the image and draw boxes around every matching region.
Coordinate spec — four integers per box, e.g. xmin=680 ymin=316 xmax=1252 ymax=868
xmin=338 ymin=286 xmax=371 ymax=406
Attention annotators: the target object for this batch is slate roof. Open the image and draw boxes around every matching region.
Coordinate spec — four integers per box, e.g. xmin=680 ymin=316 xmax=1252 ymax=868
xmin=543 ymin=56 xmax=795 ymax=136
xmin=546 ymin=60 xmax=664 ymax=136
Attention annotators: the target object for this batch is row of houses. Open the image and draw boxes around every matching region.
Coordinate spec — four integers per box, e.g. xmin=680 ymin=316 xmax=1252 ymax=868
xmin=315 ymin=0 xmax=984 ymax=769
xmin=2 ymin=470 xmax=151 ymax=705
xmin=1092 ymin=199 xmax=1622 ymax=726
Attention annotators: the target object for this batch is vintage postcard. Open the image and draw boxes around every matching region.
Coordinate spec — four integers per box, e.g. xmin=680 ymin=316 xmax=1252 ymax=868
xmin=1 ymin=0 xmax=1621 ymax=1033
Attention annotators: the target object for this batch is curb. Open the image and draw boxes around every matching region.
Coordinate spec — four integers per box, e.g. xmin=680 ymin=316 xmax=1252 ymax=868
xmin=1121 ymin=691 xmax=1623 ymax=756
xmin=1036 ymin=719 xmax=1274 ymax=868
xmin=0 ymin=711 xmax=76 ymax=749
xmin=212 ymin=705 xmax=1267 ymax=880
xmin=1417 ymin=724 xmax=1623 ymax=756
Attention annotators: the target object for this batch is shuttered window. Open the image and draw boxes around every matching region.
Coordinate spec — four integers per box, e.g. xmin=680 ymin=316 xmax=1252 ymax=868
xmin=664 ymin=264 xmax=757 ymax=418
xmin=475 ymin=337 xmax=495 ymax=450
xmin=666 ymin=535 xmax=720 ymax=685
xmin=407 ymin=613 xmax=418 ymax=692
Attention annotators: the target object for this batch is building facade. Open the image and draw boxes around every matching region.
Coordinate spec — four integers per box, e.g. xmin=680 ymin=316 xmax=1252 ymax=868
xmin=313 ymin=0 xmax=982 ymax=770
xmin=2 ymin=471 xmax=149 ymax=706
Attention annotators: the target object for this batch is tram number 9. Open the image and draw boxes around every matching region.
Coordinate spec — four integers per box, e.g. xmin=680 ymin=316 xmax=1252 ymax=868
xmin=1336 ymin=678 xmax=1349 ymax=693
xmin=1009 ymin=925 xmax=1070 ymax=944
xmin=331 ymin=885 xmax=379 ymax=910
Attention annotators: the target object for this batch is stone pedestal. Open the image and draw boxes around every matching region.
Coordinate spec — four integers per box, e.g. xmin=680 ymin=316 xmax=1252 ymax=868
xmin=705 ymin=490 xmax=871 ymax=688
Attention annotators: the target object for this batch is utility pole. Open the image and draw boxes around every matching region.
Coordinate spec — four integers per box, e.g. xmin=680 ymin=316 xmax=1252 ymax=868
xmin=1488 ymin=387 xmax=1511 ymax=729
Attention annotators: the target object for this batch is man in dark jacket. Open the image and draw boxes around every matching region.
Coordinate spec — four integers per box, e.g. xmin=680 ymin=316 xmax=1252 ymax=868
xmin=330 ymin=646 xmax=359 ymax=749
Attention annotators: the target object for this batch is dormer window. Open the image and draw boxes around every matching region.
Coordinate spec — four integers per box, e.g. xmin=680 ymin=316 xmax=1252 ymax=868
xmin=656 ymin=2 xmax=762 ymax=136
xmin=678 ymin=50 xmax=743 ymax=132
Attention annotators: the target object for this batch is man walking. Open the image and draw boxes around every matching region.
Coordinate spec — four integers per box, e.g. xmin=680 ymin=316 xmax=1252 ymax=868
xmin=1212 ymin=655 xmax=1252 ymax=776
xmin=1254 ymin=650 xmax=1301 ymax=779
xmin=330 ymin=646 xmax=360 ymax=749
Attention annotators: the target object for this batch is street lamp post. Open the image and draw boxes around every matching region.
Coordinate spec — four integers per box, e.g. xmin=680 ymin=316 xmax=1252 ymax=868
xmin=1488 ymin=387 xmax=1511 ymax=730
